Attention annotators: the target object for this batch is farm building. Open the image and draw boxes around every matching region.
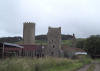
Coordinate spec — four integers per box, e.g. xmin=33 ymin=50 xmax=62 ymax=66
xmin=0 ymin=42 xmax=23 ymax=58
xmin=62 ymin=46 xmax=87 ymax=58
xmin=21 ymin=45 xmax=45 ymax=58
xmin=0 ymin=22 xmax=79 ymax=58
xmin=0 ymin=42 xmax=46 ymax=58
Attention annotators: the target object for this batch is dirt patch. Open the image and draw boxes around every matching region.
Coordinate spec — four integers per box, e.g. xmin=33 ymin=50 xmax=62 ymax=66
xmin=77 ymin=64 xmax=91 ymax=71
xmin=94 ymin=61 xmax=100 ymax=71
xmin=77 ymin=61 xmax=100 ymax=71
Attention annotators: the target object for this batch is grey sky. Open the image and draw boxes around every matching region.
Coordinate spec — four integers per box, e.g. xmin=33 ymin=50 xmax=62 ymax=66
xmin=0 ymin=0 xmax=100 ymax=38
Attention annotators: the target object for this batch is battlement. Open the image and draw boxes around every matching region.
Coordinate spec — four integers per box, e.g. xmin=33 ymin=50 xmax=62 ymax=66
xmin=24 ymin=22 xmax=35 ymax=24
xmin=48 ymin=26 xmax=61 ymax=29
xmin=23 ymin=22 xmax=35 ymax=45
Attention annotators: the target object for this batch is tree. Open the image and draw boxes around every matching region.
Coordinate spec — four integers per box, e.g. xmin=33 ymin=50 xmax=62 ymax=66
xmin=84 ymin=35 xmax=100 ymax=58
xmin=76 ymin=39 xmax=85 ymax=49
xmin=0 ymin=36 xmax=22 ymax=43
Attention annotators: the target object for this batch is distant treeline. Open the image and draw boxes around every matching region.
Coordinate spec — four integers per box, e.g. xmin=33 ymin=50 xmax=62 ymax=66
xmin=76 ymin=35 xmax=100 ymax=58
xmin=35 ymin=34 xmax=74 ymax=40
xmin=0 ymin=34 xmax=74 ymax=43
xmin=0 ymin=37 xmax=22 ymax=43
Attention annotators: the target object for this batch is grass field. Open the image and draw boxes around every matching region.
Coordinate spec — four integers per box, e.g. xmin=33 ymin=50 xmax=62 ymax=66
xmin=15 ymin=40 xmax=73 ymax=46
xmin=0 ymin=57 xmax=91 ymax=71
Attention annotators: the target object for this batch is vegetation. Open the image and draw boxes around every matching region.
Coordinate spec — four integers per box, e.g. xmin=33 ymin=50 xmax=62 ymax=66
xmin=35 ymin=40 xmax=74 ymax=46
xmin=76 ymin=39 xmax=86 ymax=49
xmin=76 ymin=35 xmax=100 ymax=58
xmin=84 ymin=35 xmax=100 ymax=57
xmin=14 ymin=40 xmax=74 ymax=46
xmin=35 ymin=35 xmax=47 ymax=41
xmin=87 ymin=64 xmax=95 ymax=71
xmin=0 ymin=34 xmax=74 ymax=43
xmin=35 ymin=40 xmax=47 ymax=45
xmin=0 ymin=57 xmax=91 ymax=71
xmin=0 ymin=36 xmax=22 ymax=43
xmin=35 ymin=34 xmax=74 ymax=41
xmin=62 ymin=40 xmax=73 ymax=46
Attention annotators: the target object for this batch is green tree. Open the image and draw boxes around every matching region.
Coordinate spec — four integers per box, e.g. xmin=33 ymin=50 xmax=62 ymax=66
xmin=84 ymin=35 xmax=100 ymax=57
xmin=76 ymin=39 xmax=86 ymax=49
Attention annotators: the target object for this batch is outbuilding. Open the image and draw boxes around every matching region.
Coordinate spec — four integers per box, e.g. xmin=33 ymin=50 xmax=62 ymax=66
xmin=0 ymin=42 xmax=23 ymax=58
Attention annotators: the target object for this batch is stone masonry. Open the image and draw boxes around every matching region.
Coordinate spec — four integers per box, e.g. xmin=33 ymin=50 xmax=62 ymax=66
xmin=47 ymin=27 xmax=62 ymax=57
xmin=23 ymin=22 xmax=35 ymax=45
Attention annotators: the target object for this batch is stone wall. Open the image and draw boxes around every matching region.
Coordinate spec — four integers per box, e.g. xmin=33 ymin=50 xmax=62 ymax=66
xmin=23 ymin=22 xmax=35 ymax=45
xmin=47 ymin=27 xmax=61 ymax=57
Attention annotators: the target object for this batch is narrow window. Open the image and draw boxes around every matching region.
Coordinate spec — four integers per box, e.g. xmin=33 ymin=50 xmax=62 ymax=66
xmin=53 ymin=45 xmax=55 ymax=48
xmin=51 ymin=52 xmax=54 ymax=55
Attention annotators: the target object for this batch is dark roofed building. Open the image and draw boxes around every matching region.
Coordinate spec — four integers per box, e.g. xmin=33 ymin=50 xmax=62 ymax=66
xmin=0 ymin=42 xmax=46 ymax=58
xmin=0 ymin=42 xmax=23 ymax=58
xmin=62 ymin=46 xmax=87 ymax=58
xmin=20 ymin=45 xmax=45 ymax=58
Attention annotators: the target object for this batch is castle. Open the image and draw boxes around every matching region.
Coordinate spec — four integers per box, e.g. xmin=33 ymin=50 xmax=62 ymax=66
xmin=23 ymin=22 xmax=63 ymax=57
xmin=46 ymin=27 xmax=62 ymax=57
xmin=0 ymin=22 xmax=76 ymax=58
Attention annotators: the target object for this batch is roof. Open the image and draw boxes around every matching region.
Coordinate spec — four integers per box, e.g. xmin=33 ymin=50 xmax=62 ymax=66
xmin=0 ymin=42 xmax=23 ymax=48
xmin=62 ymin=46 xmax=85 ymax=52
xmin=75 ymin=52 xmax=87 ymax=55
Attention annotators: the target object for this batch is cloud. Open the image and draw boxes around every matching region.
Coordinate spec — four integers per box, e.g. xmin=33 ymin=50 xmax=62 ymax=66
xmin=0 ymin=0 xmax=100 ymax=38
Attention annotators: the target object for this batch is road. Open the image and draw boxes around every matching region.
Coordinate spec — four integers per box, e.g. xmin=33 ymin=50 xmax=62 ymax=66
xmin=94 ymin=61 xmax=100 ymax=71
xmin=77 ymin=61 xmax=100 ymax=71
xmin=77 ymin=64 xmax=91 ymax=71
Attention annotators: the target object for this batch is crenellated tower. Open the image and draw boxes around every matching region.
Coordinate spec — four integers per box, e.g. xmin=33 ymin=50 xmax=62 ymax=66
xmin=47 ymin=27 xmax=62 ymax=57
xmin=23 ymin=22 xmax=35 ymax=45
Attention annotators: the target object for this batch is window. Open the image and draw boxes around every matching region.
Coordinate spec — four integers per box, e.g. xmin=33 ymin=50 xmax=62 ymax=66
xmin=52 ymin=40 xmax=53 ymax=42
xmin=53 ymin=45 xmax=55 ymax=48
xmin=51 ymin=52 xmax=54 ymax=55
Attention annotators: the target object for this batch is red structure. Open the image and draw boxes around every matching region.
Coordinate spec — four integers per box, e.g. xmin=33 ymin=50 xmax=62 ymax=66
xmin=0 ymin=43 xmax=23 ymax=58
xmin=0 ymin=43 xmax=45 ymax=58
xmin=21 ymin=45 xmax=44 ymax=58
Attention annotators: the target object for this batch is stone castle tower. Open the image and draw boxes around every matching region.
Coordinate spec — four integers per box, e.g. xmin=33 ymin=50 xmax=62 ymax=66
xmin=23 ymin=22 xmax=35 ymax=45
xmin=47 ymin=27 xmax=61 ymax=57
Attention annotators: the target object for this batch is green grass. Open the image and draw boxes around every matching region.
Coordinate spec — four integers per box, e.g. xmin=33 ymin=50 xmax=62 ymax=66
xmin=35 ymin=40 xmax=47 ymax=45
xmin=35 ymin=40 xmax=74 ymax=46
xmin=14 ymin=40 xmax=47 ymax=45
xmin=14 ymin=40 xmax=23 ymax=44
xmin=0 ymin=57 xmax=91 ymax=71
xmin=15 ymin=40 xmax=73 ymax=46
xmin=78 ymin=56 xmax=92 ymax=65
xmin=62 ymin=40 xmax=73 ymax=46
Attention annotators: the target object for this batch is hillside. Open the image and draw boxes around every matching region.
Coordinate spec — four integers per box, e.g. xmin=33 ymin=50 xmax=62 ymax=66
xmin=0 ymin=36 xmax=22 ymax=43
xmin=0 ymin=34 xmax=75 ymax=43
xmin=35 ymin=34 xmax=75 ymax=41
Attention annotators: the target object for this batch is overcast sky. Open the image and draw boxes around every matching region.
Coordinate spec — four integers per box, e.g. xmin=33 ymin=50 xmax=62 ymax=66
xmin=0 ymin=0 xmax=100 ymax=38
